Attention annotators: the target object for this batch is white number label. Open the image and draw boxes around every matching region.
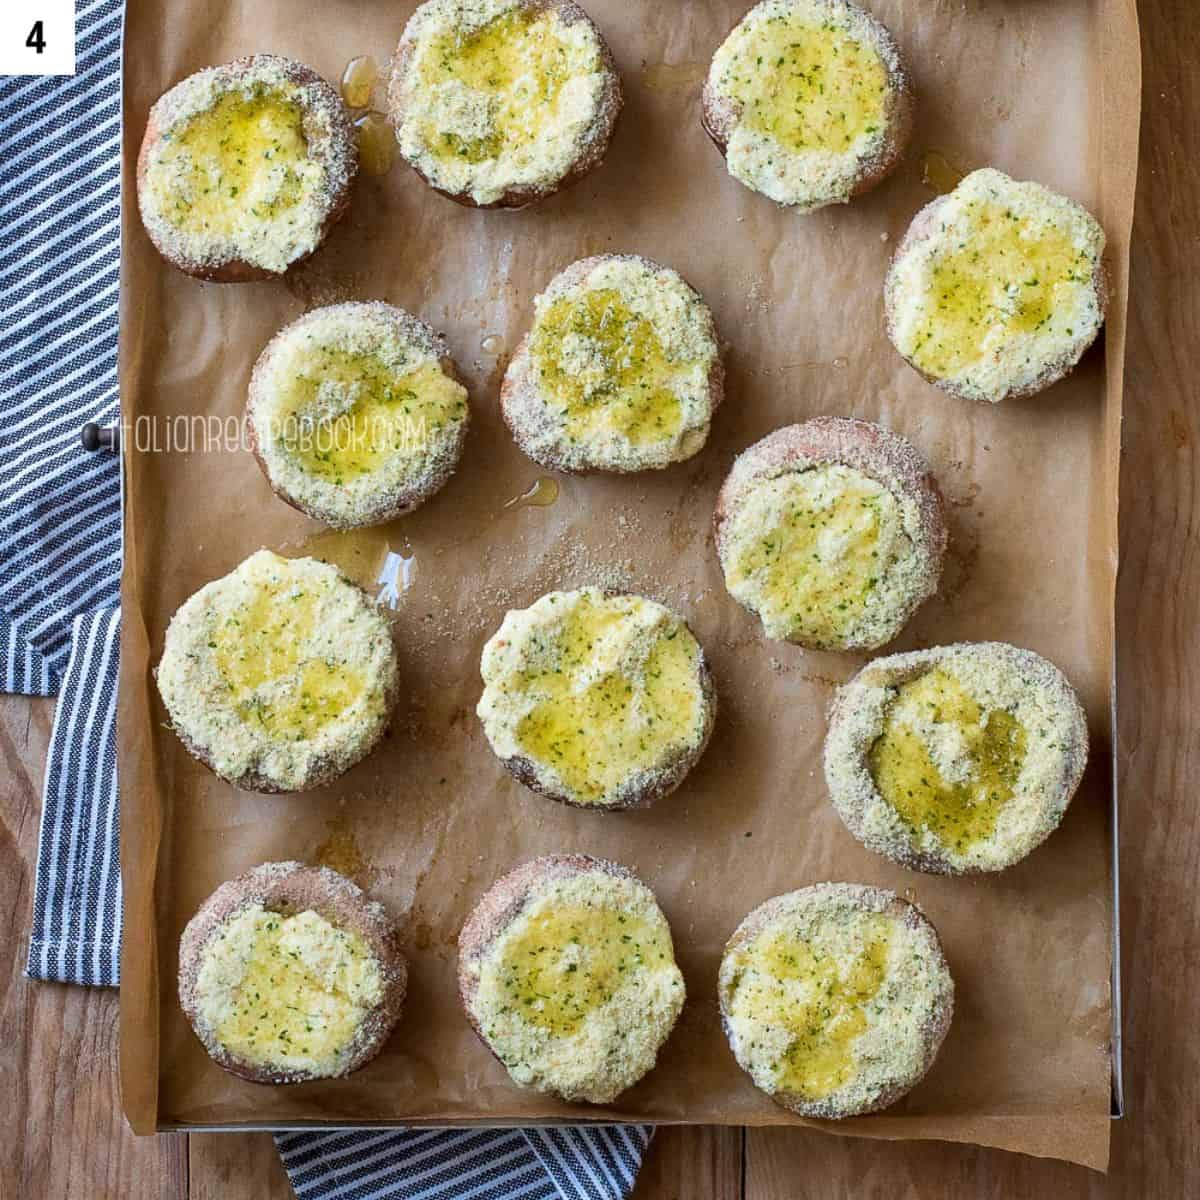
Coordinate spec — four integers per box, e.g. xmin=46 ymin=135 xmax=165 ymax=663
xmin=2 ymin=3 xmax=76 ymax=76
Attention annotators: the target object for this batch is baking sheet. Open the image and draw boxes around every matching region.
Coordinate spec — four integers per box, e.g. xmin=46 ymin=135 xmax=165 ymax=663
xmin=117 ymin=0 xmax=1140 ymax=1169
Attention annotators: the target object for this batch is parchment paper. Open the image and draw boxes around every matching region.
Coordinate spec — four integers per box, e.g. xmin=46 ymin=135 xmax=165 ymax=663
xmin=117 ymin=0 xmax=1140 ymax=1169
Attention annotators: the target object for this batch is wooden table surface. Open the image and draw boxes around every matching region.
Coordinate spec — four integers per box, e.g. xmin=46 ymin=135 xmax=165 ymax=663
xmin=3 ymin=2 xmax=1194 ymax=1195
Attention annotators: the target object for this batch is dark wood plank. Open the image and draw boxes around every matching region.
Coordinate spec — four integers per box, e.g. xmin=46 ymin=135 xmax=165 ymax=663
xmin=0 ymin=695 xmax=187 ymax=1200
xmin=189 ymin=1133 xmax=294 ymax=1200
xmin=1105 ymin=0 xmax=1200 ymax=1191
xmin=746 ymin=1129 xmax=1106 ymax=1199
xmin=632 ymin=1127 xmax=744 ymax=1200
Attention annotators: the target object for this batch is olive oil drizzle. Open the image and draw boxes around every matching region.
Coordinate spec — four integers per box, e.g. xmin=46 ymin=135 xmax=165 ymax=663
xmin=529 ymin=288 xmax=686 ymax=449
xmin=729 ymin=919 xmax=893 ymax=1100
xmin=718 ymin=13 xmax=889 ymax=154
xmin=420 ymin=8 xmax=580 ymax=165
xmin=910 ymin=200 xmax=1096 ymax=378
xmin=512 ymin=595 xmax=703 ymax=804
xmin=492 ymin=903 xmax=670 ymax=1037
xmin=157 ymin=88 xmax=311 ymax=235
xmin=211 ymin=575 xmax=366 ymax=740
xmin=868 ymin=668 xmax=1028 ymax=853
xmin=211 ymin=907 xmax=380 ymax=1067
xmin=723 ymin=466 xmax=906 ymax=645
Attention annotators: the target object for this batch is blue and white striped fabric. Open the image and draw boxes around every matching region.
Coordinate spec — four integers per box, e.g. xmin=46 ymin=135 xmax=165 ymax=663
xmin=1 ymin=5 xmax=654 ymax=1197
xmin=275 ymin=1126 xmax=654 ymax=1200
xmin=1 ymin=610 xmax=56 ymax=695
xmin=26 ymin=608 xmax=123 ymax=985
xmin=2 ymin=0 xmax=125 ymax=983
xmin=0 ymin=0 xmax=124 ymax=683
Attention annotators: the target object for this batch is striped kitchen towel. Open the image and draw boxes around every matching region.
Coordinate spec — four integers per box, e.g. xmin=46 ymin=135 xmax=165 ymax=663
xmin=1 ymin=4 xmax=654 ymax=1197
xmin=0 ymin=0 xmax=124 ymax=688
xmin=275 ymin=1126 xmax=654 ymax=1200
xmin=23 ymin=607 xmax=123 ymax=985
xmin=2 ymin=0 xmax=125 ymax=984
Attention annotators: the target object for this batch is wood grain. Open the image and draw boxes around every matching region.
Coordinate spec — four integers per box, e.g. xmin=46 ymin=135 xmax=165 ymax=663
xmin=1 ymin=0 xmax=1195 ymax=1195
xmin=188 ymin=1134 xmax=293 ymax=1199
xmin=632 ymin=1128 xmax=744 ymax=1200
xmin=0 ymin=696 xmax=187 ymax=1199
